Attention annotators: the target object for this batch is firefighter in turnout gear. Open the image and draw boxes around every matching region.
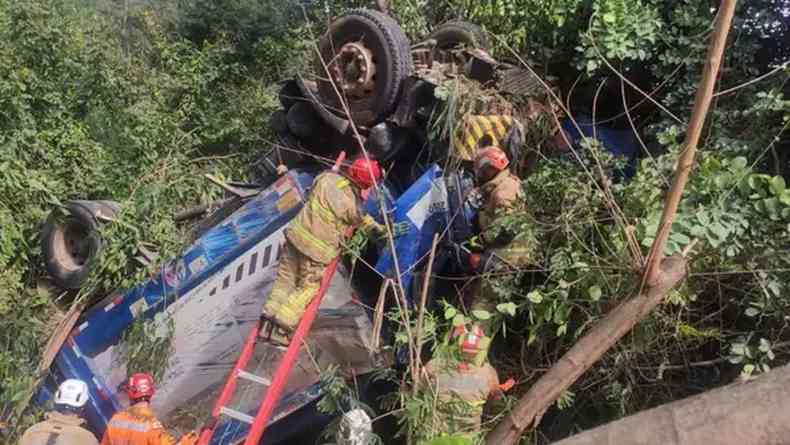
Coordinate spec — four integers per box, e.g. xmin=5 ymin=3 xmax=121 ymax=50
xmin=20 ymin=379 xmax=99 ymax=445
xmin=100 ymin=373 xmax=197 ymax=445
xmin=423 ymin=324 xmax=514 ymax=441
xmin=466 ymin=146 xmax=532 ymax=333
xmin=260 ymin=157 xmax=387 ymax=344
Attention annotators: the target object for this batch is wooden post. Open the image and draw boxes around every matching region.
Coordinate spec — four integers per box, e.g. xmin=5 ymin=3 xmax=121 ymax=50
xmin=486 ymin=2 xmax=737 ymax=443
xmin=643 ymin=0 xmax=737 ymax=286
xmin=413 ymin=234 xmax=440 ymax=389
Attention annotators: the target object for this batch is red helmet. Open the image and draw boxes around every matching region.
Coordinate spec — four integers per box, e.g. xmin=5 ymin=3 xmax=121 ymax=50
xmin=451 ymin=324 xmax=486 ymax=357
xmin=126 ymin=373 xmax=155 ymax=401
xmin=347 ymin=158 xmax=382 ymax=189
xmin=474 ymin=146 xmax=509 ymax=174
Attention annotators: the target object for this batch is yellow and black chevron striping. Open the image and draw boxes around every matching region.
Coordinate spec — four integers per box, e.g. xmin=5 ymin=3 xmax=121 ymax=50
xmin=453 ymin=114 xmax=515 ymax=160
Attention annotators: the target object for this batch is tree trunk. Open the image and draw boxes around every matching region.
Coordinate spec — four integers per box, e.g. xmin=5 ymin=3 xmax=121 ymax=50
xmin=552 ymin=365 xmax=790 ymax=445
xmin=642 ymin=0 xmax=737 ymax=285
xmin=485 ymin=256 xmax=688 ymax=445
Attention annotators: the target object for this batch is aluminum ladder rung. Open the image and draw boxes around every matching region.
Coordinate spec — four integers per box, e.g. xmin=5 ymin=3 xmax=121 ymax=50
xmin=237 ymin=369 xmax=271 ymax=386
xmin=219 ymin=406 xmax=255 ymax=424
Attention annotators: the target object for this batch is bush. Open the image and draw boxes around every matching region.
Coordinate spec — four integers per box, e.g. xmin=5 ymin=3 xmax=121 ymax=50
xmin=0 ymin=0 xmax=287 ymax=433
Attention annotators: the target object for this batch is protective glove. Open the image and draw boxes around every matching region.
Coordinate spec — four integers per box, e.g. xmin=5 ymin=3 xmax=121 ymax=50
xmin=366 ymin=217 xmax=410 ymax=240
xmin=499 ymin=378 xmax=516 ymax=392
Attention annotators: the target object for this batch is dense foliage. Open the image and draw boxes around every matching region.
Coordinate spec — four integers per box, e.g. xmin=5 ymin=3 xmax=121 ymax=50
xmin=0 ymin=0 xmax=283 ymax=435
xmin=1 ymin=0 xmax=787 ymax=444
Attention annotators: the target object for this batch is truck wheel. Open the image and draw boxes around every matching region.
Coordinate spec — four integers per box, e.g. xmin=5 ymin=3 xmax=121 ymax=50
xmin=41 ymin=200 xmax=119 ymax=290
xmin=316 ymin=8 xmax=412 ymax=127
xmin=429 ymin=21 xmax=490 ymax=52
xmin=429 ymin=21 xmax=491 ymax=66
xmin=286 ymin=102 xmax=320 ymax=140
xmin=279 ymin=80 xmax=303 ymax=110
xmin=270 ymin=109 xmax=289 ymax=135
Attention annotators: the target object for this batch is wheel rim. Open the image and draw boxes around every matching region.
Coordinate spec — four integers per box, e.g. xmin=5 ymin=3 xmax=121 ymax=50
xmin=52 ymin=219 xmax=92 ymax=271
xmin=330 ymin=41 xmax=378 ymax=99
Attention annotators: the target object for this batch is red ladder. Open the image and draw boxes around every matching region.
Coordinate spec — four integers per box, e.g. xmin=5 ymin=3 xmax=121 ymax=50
xmin=197 ymin=256 xmax=340 ymax=445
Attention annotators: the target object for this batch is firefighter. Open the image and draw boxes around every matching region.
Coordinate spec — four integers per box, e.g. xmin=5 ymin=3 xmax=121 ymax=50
xmin=20 ymin=379 xmax=99 ymax=445
xmin=260 ymin=157 xmax=388 ymax=344
xmin=100 ymin=373 xmax=196 ymax=445
xmin=453 ymin=146 xmax=532 ymax=333
xmin=423 ymin=324 xmax=513 ymax=441
xmin=474 ymin=146 xmax=533 ymax=329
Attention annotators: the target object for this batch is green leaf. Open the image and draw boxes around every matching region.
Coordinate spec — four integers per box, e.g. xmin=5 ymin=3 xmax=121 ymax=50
xmin=588 ymin=285 xmax=602 ymax=302
xmin=748 ymin=175 xmax=760 ymax=190
xmin=732 ymin=156 xmax=748 ymax=169
xmin=763 ymin=198 xmax=780 ymax=217
xmin=708 ymin=222 xmax=728 ymax=239
xmin=745 ymin=307 xmax=760 ymax=317
xmin=527 ymin=290 xmax=543 ymax=304
xmin=452 ymin=314 xmax=466 ymax=327
xmin=714 ymin=174 xmax=729 ymax=189
xmin=444 ymin=307 xmax=457 ymax=320
xmin=496 ymin=302 xmax=518 ymax=317
xmin=770 ymin=176 xmax=786 ymax=196
xmin=472 ymin=310 xmax=492 ymax=321
xmin=670 ymin=232 xmax=691 ymax=244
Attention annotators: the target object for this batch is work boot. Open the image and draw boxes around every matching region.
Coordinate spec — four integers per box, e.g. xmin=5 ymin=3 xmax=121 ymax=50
xmin=258 ymin=315 xmax=292 ymax=348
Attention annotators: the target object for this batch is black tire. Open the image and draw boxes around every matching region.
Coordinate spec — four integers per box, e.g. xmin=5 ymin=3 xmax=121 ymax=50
xmin=41 ymin=201 xmax=118 ymax=290
xmin=316 ymin=8 xmax=412 ymax=127
xmin=278 ymin=80 xmax=303 ymax=110
xmin=429 ymin=21 xmax=490 ymax=51
xmin=286 ymin=102 xmax=320 ymax=140
xmin=270 ymin=110 xmax=289 ymax=135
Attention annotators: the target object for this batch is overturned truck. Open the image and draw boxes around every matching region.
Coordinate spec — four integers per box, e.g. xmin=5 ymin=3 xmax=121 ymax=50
xmin=37 ymin=8 xmax=554 ymax=445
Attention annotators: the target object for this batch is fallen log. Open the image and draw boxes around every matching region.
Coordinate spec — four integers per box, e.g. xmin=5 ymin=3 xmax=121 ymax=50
xmin=552 ymin=364 xmax=790 ymax=445
xmin=485 ymin=255 xmax=688 ymax=444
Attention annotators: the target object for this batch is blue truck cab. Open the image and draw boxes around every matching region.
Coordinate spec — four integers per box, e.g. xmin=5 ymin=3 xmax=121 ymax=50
xmin=39 ymin=164 xmax=477 ymax=444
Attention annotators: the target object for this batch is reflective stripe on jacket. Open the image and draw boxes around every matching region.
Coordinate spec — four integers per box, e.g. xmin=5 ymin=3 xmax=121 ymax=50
xmin=286 ymin=171 xmax=365 ymax=264
xmin=19 ymin=411 xmax=99 ymax=445
xmin=100 ymin=406 xmax=176 ymax=445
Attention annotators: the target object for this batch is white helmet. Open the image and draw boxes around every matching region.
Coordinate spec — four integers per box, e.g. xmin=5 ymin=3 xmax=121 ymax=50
xmin=54 ymin=379 xmax=90 ymax=408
